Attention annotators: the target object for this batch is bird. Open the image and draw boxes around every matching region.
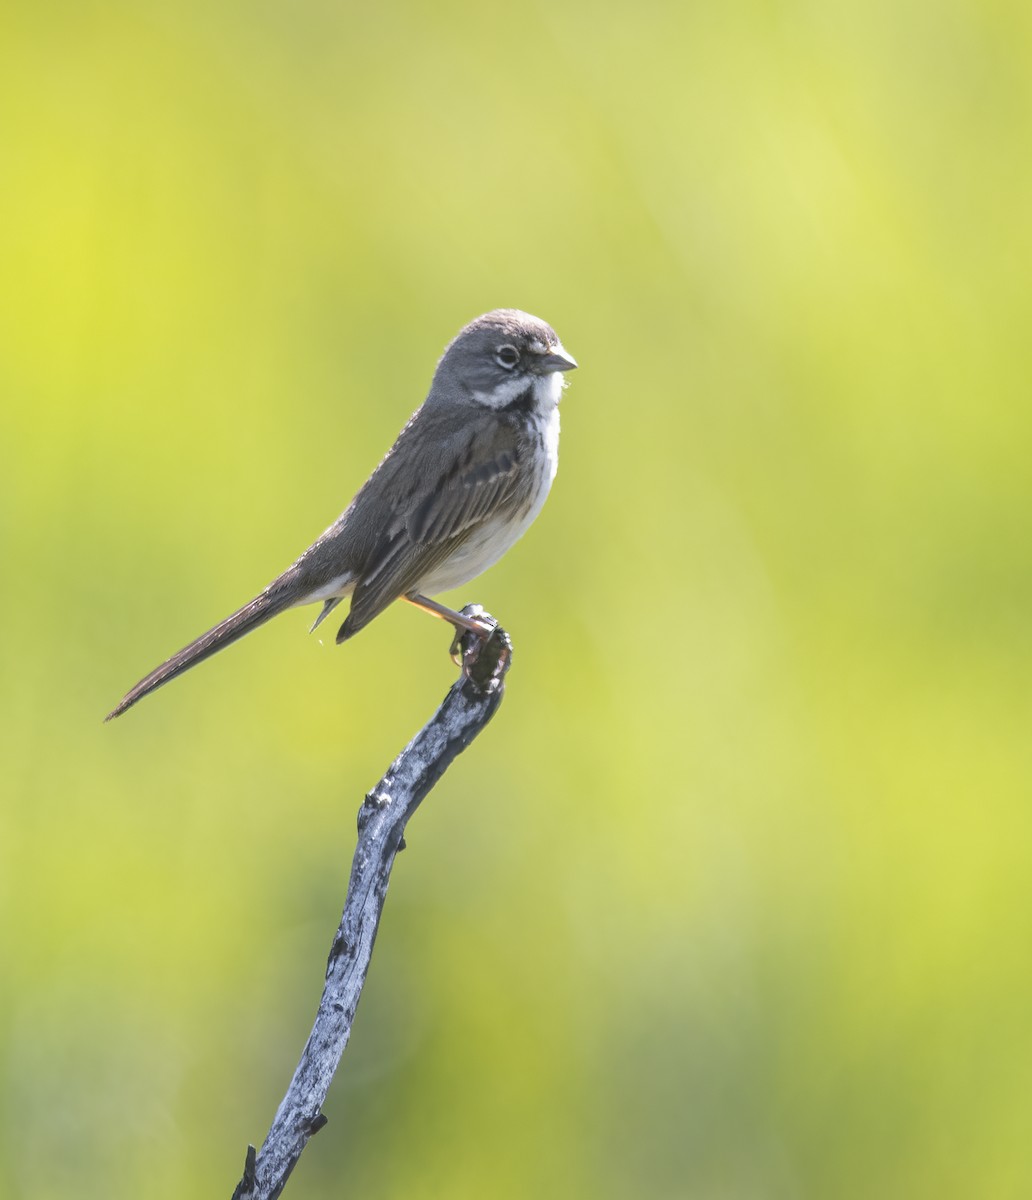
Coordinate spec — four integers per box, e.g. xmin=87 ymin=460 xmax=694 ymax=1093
xmin=106 ymin=309 xmax=577 ymax=720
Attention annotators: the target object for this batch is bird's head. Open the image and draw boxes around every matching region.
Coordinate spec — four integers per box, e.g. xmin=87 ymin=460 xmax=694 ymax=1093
xmin=434 ymin=309 xmax=577 ymax=411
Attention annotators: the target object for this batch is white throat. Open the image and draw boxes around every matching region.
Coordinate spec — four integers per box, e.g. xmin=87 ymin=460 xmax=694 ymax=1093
xmin=473 ymin=370 xmax=566 ymax=412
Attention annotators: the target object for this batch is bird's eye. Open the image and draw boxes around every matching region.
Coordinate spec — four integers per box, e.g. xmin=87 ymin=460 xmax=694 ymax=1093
xmin=495 ymin=344 xmax=520 ymax=370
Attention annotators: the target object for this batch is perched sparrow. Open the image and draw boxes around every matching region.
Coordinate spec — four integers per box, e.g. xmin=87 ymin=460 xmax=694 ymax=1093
xmin=106 ymin=309 xmax=577 ymax=719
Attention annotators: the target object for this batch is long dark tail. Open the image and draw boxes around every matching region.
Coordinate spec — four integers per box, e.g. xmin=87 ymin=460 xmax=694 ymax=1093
xmin=105 ymin=590 xmax=297 ymax=720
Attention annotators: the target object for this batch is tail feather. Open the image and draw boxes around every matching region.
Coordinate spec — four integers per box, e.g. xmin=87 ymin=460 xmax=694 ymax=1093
xmin=105 ymin=590 xmax=295 ymax=720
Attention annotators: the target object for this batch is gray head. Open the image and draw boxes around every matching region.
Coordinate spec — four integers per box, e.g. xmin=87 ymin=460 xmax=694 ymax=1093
xmin=433 ymin=309 xmax=577 ymax=410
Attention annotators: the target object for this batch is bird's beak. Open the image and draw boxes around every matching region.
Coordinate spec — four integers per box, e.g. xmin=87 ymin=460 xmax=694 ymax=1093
xmin=540 ymin=344 xmax=578 ymax=373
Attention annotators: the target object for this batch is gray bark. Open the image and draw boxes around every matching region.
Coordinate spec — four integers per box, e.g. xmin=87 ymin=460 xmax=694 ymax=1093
xmin=231 ymin=616 xmax=512 ymax=1200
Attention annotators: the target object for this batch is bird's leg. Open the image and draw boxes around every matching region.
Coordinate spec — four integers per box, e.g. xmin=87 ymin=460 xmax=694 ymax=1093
xmin=404 ymin=594 xmax=496 ymax=639
xmin=403 ymin=594 xmax=502 ymax=672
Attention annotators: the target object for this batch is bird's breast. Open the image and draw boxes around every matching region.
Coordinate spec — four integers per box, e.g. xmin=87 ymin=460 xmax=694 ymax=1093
xmin=417 ymin=407 xmax=560 ymax=595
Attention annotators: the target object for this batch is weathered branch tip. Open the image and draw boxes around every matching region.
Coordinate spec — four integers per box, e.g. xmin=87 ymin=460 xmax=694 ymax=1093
xmin=231 ymin=1145 xmax=257 ymax=1200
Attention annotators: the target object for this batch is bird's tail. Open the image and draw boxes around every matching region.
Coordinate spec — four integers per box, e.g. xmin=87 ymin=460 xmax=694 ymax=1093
xmin=105 ymin=589 xmax=297 ymax=720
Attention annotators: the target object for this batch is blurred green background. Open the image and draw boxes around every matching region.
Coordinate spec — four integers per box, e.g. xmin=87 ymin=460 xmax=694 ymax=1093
xmin=3 ymin=1 xmax=1031 ymax=1196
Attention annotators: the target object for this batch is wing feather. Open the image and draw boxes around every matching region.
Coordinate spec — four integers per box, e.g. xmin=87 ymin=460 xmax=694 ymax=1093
xmin=336 ymin=413 xmax=524 ymax=641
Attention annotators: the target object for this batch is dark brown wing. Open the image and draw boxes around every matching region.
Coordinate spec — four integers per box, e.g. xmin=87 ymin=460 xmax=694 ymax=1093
xmin=336 ymin=410 xmax=524 ymax=641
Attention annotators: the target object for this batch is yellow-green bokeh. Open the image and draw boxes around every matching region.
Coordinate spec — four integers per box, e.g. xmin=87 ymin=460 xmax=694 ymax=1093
xmin=3 ymin=2 xmax=1031 ymax=1196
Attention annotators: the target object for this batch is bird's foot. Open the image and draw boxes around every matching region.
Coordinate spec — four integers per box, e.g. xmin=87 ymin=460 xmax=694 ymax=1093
xmin=448 ymin=603 xmax=497 ymax=662
xmin=453 ymin=605 xmax=511 ymax=694
xmin=402 ymin=594 xmax=510 ymax=692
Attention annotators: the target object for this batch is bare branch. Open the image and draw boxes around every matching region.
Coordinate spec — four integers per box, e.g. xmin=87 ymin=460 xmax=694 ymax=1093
xmin=231 ymin=614 xmax=513 ymax=1200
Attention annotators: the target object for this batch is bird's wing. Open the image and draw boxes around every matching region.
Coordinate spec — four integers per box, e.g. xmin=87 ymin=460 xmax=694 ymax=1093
xmin=338 ymin=416 xmax=523 ymax=640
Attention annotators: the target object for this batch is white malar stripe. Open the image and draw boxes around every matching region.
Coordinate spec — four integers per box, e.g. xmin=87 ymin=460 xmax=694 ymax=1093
xmin=473 ymin=374 xmax=533 ymax=410
xmin=473 ymin=367 xmax=568 ymax=412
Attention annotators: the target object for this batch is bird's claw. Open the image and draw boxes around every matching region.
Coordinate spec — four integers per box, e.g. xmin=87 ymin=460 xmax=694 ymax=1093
xmin=448 ymin=604 xmax=495 ymax=663
xmin=451 ymin=605 xmax=511 ymax=694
